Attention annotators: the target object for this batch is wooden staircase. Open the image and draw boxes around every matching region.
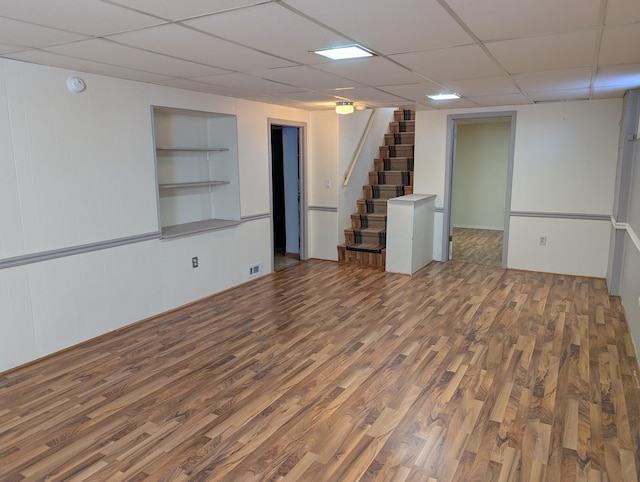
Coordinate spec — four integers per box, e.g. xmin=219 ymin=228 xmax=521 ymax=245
xmin=338 ymin=109 xmax=415 ymax=267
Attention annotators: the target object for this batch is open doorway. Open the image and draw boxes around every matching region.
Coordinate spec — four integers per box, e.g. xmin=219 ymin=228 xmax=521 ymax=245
xmin=442 ymin=112 xmax=516 ymax=268
xmin=269 ymin=121 xmax=306 ymax=271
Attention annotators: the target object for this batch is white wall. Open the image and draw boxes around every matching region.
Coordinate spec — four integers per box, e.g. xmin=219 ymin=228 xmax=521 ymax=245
xmin=0 ymin=61 xmax=158 ymax=257
xmin=621 ymin=236 xmax=640 ymax=356
xmin=453 ymin=122 xmax=510 ymax=230
xmin=619 ymin=94 xmax=640 ymax=356
xmin=0 ymin=58 xmax=310 ymax=372
xmin=307 ymin=111 xmax=338 ymax=260
xmin=415 ymin=99 xmax=622 ymax=277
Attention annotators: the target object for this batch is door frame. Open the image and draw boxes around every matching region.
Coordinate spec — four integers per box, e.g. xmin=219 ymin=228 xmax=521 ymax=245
xmin=268 ymin=118 xmax=308 ymax=261
xmin=442 ymin=111 xmax=517 ymax=268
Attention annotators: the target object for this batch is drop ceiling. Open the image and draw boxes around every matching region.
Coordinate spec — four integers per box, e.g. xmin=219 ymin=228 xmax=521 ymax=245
xmin=1 ymin=0 xmax=639 ymax=111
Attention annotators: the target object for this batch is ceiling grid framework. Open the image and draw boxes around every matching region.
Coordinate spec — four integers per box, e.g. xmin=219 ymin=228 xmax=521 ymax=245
xmin=0 ymin=0 xmax=638 ymax=110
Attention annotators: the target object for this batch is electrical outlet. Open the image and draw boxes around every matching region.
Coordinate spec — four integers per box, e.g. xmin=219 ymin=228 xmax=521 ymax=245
xmin=248 ymin=262 xmax=263 ymax=278
xmin=539 ymin=236 xmax=547 ymax=246
xmin=192 ymin=256 xmax=198 ymax=268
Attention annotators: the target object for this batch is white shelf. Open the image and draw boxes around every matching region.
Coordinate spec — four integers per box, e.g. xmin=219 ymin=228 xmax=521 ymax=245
xmin=159 ymin=181 xmax=230 ymax=189
xmin=161 ymin=219 xmax=241 ymax=238
xmin=153 ymin=106 xmax=240 ymax=235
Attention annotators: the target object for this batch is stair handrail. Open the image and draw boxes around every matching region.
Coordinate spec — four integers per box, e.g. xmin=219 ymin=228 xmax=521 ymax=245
xmin=343 ymin=109 xmax=378 ymax=187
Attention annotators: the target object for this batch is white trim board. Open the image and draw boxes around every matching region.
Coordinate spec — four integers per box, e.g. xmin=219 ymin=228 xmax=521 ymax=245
xmin=453 ymin=224 xmax=504 ymax=230
xmin=612 ymin=217 xmax=640 ymax=253
xmin=0 ymin=232 xmax=160 ymax=270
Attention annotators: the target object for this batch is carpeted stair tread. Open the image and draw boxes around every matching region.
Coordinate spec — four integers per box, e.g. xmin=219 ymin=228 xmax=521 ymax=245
xmin=369 ymin=170 xmax=413 ymax=185
xmin=394 ymin=109 xmax=415 ymax=121
xmin=384 ymin=132 xmax=415 ymax=145
xmin=345 ymin=243 xmax=385 ymax=253
xmin=379 ymin=144 xmax=415 ymax=158
xmin=351 ymin=213 xmax=387 ymax=221
xmin=352 ymin=212 xmax=387 ymax=220
xmin=351 ymin=213 xmax=387 ymax=230
xmin=345 ymin=227 xmax=386 ymax=247
xmin=357 ymin=198 xmax=388 ymax=214
xmin=363 ymin=184 xmax=411 ymax=200
xmin=389 ymin=120 xmax=416 ymax=133
xmin=346 ymin=227 xmax=386 ymax=235
xmin=374 ymin=157 xmax=415 ymax=171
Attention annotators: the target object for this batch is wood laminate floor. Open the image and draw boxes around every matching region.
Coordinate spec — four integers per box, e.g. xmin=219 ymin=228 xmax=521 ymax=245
xmin=274 ymin=253 xmax=300 ymax=271
xmin=1 ymin=260 xmax=639 ymax=481
xmin=453 ymin=228 xmax=504 ymax=267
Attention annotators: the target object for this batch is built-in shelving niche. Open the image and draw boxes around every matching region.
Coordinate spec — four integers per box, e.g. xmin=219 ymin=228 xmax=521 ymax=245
xmin=152 ymin=107 xmax=241 ymax=238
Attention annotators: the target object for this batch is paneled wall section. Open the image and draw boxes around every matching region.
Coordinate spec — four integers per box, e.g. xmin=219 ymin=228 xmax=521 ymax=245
xmin=0 ymin=59 xmax=307 ymax=372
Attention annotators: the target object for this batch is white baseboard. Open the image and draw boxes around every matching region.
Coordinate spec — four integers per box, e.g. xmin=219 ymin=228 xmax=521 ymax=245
xmin=453 ymin=224 xmax=504 ymax=231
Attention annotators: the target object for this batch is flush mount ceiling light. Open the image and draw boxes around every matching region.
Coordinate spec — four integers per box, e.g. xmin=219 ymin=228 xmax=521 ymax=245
xmin=427 ymin=93 xmax=461 ymax=101
xmin=336 ymin=101 xmax=354 ymax=115
xmin=314 ymin=45 xmax=374 ymax=60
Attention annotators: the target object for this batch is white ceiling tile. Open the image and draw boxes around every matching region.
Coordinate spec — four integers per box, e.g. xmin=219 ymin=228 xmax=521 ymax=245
xmin=443 ymin=75 xmax=520 ymax=97
xmin=152 ymin=78 xmax=247 ymax=96
xmin=0 ymin=44 xmax=26 ymax=54
xmin=604 ymin=0 xmax=640 ymax=26
xmin=45 ymin=39 xmax=229 ymax=78
xmin=5 ymin=49 xmax=173 ymax=82
xmin=464 ymin=93 xmax=532 ymax=107
xmin=106 ymin=0 xmax=266 ymax=21
xmin=376 ymin=82 xmax=446 ymax=101
xmin=486 ymin=30 xmax=598 ymax=74
xmin=271 ymin=90 xmax=343 ymax=106
xmin=513 ymin=68 xmax=592 ymax=93
xmin=528 ymin=89 xmax=591 ymax=102
xmin=108 ymin=23 xmax=292 ymax=72
xmin=254 ymin=66 xmax=364 ymax=91
xmin=339 ymin=87 xmax=409 ymax=105
xmin=595 ymin=64 xmax=640 ymax=88
xmin=244 ymin=93 xmax=313 ymax=108
xmin=313 ymin=57 xmax=424 ymax=86
xmin=0 ymin=17 xmax=89 ymax=48
xmin=390 ymin=44 xmax=503 ymax=81
xmin=379 ymin=82 xmax=442 ymax=101
xmin=592 ymin=85 xmax=629 ymax=98
xmin=0 ymin=0 xmax=164 ymax=36
xmin=191 ymin=73 xmax=305 ymax=94
xmin=182 ymin=3 xmax=351 ymax=65
xmin=411 ymin=104 xmax=436 ymax=112
xmin=599 ymin=24 xmax=640 ymax=66
xmin=418 ymin=97 xmax=479 ymax=109
xmin=284 ymin=0 xmax=473 ymax=54
xmin=446 ymin=0 xmax=600 ymax=40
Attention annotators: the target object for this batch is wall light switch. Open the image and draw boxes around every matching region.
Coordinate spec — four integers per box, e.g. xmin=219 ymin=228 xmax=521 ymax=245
xmin=324 ymin=179 xmax=331 ymax=189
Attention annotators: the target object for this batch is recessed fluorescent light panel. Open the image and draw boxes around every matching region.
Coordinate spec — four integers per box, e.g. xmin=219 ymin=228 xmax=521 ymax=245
xmin=314 ymin=45 xmax=374 ymax=60
xmin=427 ymin=93 xmax=461 ymax=101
